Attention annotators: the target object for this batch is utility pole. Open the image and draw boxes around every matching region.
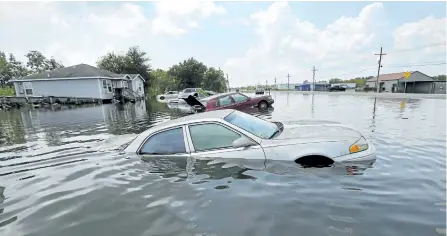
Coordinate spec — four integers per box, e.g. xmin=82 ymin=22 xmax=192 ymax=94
xmin=226 ymin=73 xmax=230 ymax=92
xmin=311 ymin=66 xmax=317 ymax=91
xmin=286 ymin=73 xmax=291 ymax=90
xmin=374 ymin=47 xmax=386 ymax=93
xmin=274 ymin=77 xmax=277 ymax=90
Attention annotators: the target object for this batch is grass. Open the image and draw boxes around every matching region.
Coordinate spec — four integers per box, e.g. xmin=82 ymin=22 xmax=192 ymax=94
xmin=0 ymin=86 xmax=15 ymax=96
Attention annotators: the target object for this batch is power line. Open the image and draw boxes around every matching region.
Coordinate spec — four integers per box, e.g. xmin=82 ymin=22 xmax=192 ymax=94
xmin=389 ymin=41 xmax=446 ymax=53
xmin=317 ymin=68 xmax=376 ymax=80
xmin=386 ymin=61 xmax=446 ymax=66
xmin=387 ymin=62 xmax=446 ymax=68
xmin=315 ymin=62 xmax=445 ymax=81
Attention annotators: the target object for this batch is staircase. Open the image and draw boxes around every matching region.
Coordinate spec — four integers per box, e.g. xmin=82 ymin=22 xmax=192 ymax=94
xmin=122 ymin=88 xmax=144 ymax=103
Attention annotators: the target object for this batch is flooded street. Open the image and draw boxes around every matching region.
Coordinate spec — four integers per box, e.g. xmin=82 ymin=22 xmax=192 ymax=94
xmin=0 ymin=92 xmax=445 ymax=236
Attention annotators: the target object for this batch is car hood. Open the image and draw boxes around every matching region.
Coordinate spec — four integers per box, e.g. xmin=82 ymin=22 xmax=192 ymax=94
xmin=271 ymin=120 xmax=362 ymax=142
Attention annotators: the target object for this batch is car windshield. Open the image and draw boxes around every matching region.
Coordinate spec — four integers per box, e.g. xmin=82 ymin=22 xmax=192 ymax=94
xmin=224 ymin=111 xmax=278 ymax=139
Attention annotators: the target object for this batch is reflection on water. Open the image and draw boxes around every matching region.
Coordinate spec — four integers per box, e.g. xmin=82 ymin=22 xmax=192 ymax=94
xmin=0 ymin=93 xmax=445 ymax=236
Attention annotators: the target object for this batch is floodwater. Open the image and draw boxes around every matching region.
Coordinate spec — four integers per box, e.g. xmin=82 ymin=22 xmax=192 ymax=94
xmin=0 ymin=92 xmax=445 ymax=236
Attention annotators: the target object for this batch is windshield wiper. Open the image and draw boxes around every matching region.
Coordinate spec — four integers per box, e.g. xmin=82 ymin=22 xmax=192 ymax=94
xmin=269 ymin=129 xmax=280 ymax=139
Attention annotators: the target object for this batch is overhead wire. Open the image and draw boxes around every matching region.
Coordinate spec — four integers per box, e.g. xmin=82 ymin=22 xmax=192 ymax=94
xmin=277 ymin=41 xmax=446 ymax=83
xmin=315 ymin=61 xmax=445 ymax=80
xmin=388 ymin=41 xmax=446 ymax=53
xmin=387 ymin=62 xmax=446 ymax=68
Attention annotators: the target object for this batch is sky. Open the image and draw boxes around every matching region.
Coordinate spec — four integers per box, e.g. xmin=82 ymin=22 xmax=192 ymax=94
xmin=0 ymin=1 xmax=446 ymax=87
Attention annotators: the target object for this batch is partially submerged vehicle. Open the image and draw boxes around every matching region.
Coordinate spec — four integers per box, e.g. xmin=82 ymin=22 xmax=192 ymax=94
xmin=124 ymin=109 xmax=376 ymax=166
xmin=329 ymin=85 xmax=347 ymax=92
xmin=157 ymin=91 xmax=179 ymax=101
xmin=182 ymin=92 xmax=274 ymax=112
xmin=168 ymin=88 xmax=215 ymax=104
xmin=255 ymin=87 xmax=265 ymax=95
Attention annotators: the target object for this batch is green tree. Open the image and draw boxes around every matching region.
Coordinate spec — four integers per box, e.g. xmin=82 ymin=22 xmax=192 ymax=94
xmin=97 ymin=46 xmax=151 ymax=80
xmin=203 ymin=67 xmax=228 ymax=92
xmin=97 ymin=52 xmax=128 ymax=73
xmin=25 ymin=50 xmax=64 ymax=73
xmin=0 ymin=51 xmax=11 ymax=84
xmin=0 ymin=50 xmax=29 ymax=84
xmin=8 ymin=54 xmax=28 ymax=80
xmin=329 ymin=78 xmax=343 ymax=84
xmin=168 ymin=57 xmax=207 ymax=89
xmin=433 ymin=75 xmax=446 ymax=81
xmin=150 ymin=69 xmax=176 ymax=95
xmin=97 ymin=46 xmax=152 ymax=95
xmin=125 ymin=46 xmax=151 ymax=80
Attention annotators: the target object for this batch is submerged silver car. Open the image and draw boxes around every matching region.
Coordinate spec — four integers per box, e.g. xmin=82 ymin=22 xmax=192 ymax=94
xmin=124 ymin=109 xmax=376 ymax=165
xmin=157 ymin=91 xmax=179 ymax=101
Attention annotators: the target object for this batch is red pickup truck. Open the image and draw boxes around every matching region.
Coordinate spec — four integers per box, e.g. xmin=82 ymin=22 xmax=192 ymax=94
xmin=182 ymin=92 xmax=274 ymax=112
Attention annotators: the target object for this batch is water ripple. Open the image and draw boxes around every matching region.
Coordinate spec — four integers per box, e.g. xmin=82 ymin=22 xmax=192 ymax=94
xmin=0 ymin=96 xmax=445 ymax=236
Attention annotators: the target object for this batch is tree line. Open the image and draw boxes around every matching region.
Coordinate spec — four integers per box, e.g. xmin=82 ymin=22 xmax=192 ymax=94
xmin=0 ymin=46 xmax=229 ymax=97
xmin=328 ymin=77 xmax=373 ymax=86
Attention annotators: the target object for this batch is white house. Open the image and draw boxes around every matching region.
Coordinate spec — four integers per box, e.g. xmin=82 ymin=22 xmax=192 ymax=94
xmin=365 ymin=71 xmax=434 ymax=93
xmin=10 ymin=64 xmax=146 ymax=101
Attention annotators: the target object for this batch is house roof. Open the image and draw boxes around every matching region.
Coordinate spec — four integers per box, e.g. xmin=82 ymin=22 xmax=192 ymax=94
xmin=367 ymin=71 xmax=416 ymax=82
xmin=15 ymin=64 xmax=122 ymax=80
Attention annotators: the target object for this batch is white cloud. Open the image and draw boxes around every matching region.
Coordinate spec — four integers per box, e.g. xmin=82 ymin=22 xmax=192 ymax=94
xmin=0 ymin=2 xmax=445 ymax=87
xmin=224 ymin=2 xmax=446 ymax=86
xmin=0 ymin=1 xmax=225 ymax=67
xmin=389 ymin=16 xmax=447 ymax=67
xmin=152 ymin=0 xmax=226 ymax=36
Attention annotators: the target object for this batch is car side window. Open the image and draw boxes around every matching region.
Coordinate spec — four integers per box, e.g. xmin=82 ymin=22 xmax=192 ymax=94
xmin=140 ymin=127 xmax=186 ymax=155
xmin=218 ymin=96 xmax=234 ymax=107
xmin=189 ymin=123 xmax=241 ymax=151
xmin=232 ymin=93 xmax=248 ymax=103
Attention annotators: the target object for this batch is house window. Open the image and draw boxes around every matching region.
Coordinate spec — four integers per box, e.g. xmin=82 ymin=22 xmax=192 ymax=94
xmin=106 ymin=80 xmax=112 ymax=93
xmin=123 ymin=81 xmax=128 ymax=89
xmin=24 ymin=82 xmax=33 ymax=95
xmin=17 ymin=82 xmax=24 ymax=94
xmin=102 ymin=80 xmax=107 ymax=89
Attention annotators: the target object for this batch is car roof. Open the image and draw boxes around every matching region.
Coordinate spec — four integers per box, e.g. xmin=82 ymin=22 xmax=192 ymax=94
xmin=125 ymin=109 xmax=248 ymax=152
xmin=154 ymin=109 xmax=237 ymax=130
xmin=206 ymin=92 xmax=241 ymax=100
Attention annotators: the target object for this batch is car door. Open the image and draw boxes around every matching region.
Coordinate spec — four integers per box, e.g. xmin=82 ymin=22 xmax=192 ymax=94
xmin=138 ymin=126 xmax=191 ymax=158
xmin=217 ymin=95 xmax=237 ymax=109
xmin=231 ymin=93 xmax=251 ymax=109
xmin=185 ymin=122 xmax=265 ymax=160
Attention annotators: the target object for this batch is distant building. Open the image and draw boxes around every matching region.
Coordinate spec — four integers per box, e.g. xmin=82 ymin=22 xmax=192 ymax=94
xmin=10 ymin=64 xmax=146 ymax=101
xmin=277 ymin=83 xmax=303 ymax=90
xmin=433 ymin=81 xmax=446 ymax=94
xmin=277 ymin=82 xmax=331 ymax=91
xmin=365 ymin=71 xmax=435 ymax=93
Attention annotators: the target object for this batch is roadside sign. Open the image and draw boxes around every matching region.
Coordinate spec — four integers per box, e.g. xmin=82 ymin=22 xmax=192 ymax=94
xmin=403 ymin=71 xmax=411 ymax=79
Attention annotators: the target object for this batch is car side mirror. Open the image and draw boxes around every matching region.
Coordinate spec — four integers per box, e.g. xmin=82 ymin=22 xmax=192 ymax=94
xmin=232 ymin=137 xmax=255 ymax=148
